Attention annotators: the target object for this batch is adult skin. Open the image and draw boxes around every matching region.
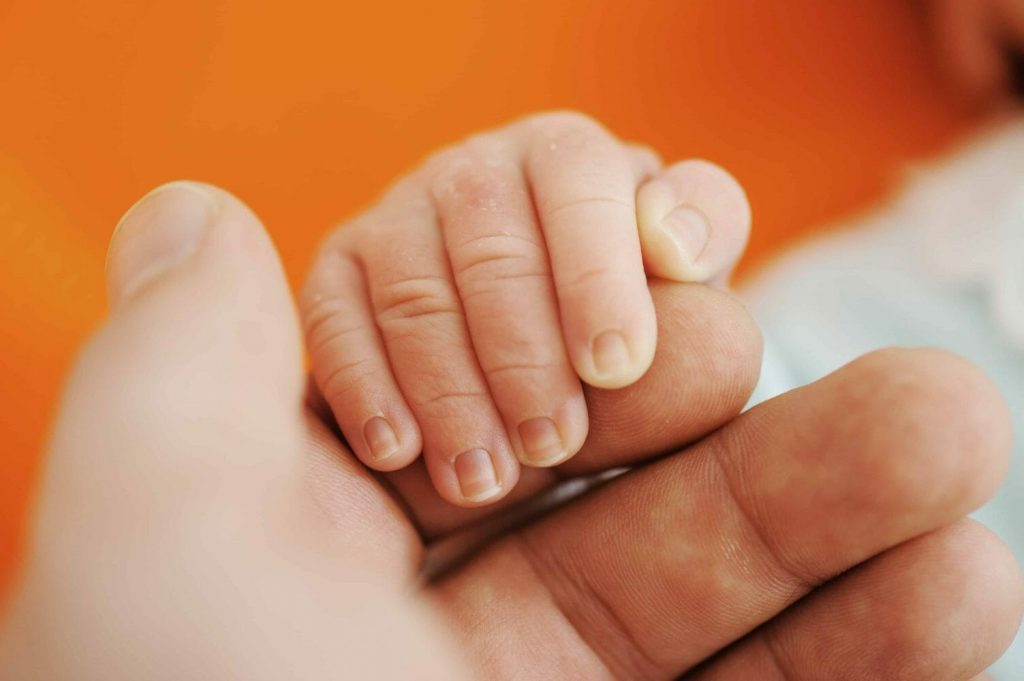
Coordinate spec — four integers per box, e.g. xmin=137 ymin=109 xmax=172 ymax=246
xmin=0 ymin=182 xmax=1020 ymax=679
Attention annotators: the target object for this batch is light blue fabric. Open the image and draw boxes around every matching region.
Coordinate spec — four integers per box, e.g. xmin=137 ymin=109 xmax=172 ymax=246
xmin=741 ymin=120 xmax=1024 ymax=678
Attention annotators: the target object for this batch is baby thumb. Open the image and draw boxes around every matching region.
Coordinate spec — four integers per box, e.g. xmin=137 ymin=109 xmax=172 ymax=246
xmin=636 ymin=160 xmax=751 ymax=286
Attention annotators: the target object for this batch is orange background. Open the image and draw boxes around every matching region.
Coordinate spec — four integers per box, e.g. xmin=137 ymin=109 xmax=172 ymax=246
xmin=0 ymin=0 xmax=980 ymax=597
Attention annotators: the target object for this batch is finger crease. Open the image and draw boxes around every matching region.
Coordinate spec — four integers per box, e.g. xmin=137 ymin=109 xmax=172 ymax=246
xmin=410 ymin=390 xmax=491 ymax=410
xmin=319 ymin=356 xmax=379 ymax=402
xmin=302 ymin=296 xmax=349 ymax=339
xmin=308 ymin=323 xmax=372 ymax=357
xmin=760 ymin=628 xmax=801 ymax=681
xmin=483 ymin=361 xmax=556 ymax=378
xmin=512 ymin=533 xmax=664 ymax=681
xmin=543 ymin=195 xmax=634 ymax=221
xmin=452 ymin=231 xmax=544 ymax=253
xmin=707 ymin=443 xmax=821 ymax=594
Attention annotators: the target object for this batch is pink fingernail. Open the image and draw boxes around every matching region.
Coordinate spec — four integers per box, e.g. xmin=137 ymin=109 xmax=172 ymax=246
xmin=453 ymin=448 xmax=501 ymax=502
xmin=591 ymin=330 xmax=631 ymax=379
xmin=517 ymin=417 xmax=566 ymax=466
xmin=661 ymin=205 xmax=710 ymax=264
xmin=364 ymin=416 xmax=399 ymax=461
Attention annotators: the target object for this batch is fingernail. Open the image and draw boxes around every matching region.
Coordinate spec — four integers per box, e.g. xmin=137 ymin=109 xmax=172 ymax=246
xmin=364 ymin=416 xmax=400 ymax=462
xmin=107 ymin=181 xmax=218 ymax=306
xmin=661 ymin=205 xmax=710 ymax=264
xmin=453 ymin=448 xmax=501 ymax=502
xmin=591 ymin=330 xmax=632 ymax=379
xmin=517 ymin=417 xmax=566 ymax=466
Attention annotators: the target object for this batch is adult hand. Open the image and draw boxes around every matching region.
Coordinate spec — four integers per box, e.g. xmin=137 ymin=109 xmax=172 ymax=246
xmin=0 ymin=182 xmax=1019 ymax=679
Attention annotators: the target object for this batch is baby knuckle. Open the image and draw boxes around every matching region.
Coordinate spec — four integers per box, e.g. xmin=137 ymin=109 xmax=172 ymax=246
xmin=426 ymin=145 xmax=465 ymax=172
xmin=374 ymin=275 xmax=462 ymax=326
xmin=451 ymin=232 xmax=546 ymax=279
xmin=527 ymin=109 xmax=603 ymax=136
xmin=318 ymin=217 xmax=362 ymax=254
xmin=307 ymin=315 xmax=371 ymax=360
xmin=463 ymin=129 xmax=517 ymax=158
xmin=319 ymin=356 xmax=378 ymax=405
xmin=481 ymin=359 xmax=557 ymax=382
xmin=431 ymin=160 xmax=520 ymax=213
xmin=559 ymin=264 xmax=628 ymax=295
xmin=528 ymin=111 xmax=611 ymax=154
xmin=410 ymin=384 xmax=490 ymax=418
xmin=301 ymin=293 xmax=346 ymax=338
xmin=543 ymin=193 xmax=634 ymax=221
xmin=425 ymin=146 xmax=483 ymax=186
xmin=458 ymin=270 xmax=549 ymax=307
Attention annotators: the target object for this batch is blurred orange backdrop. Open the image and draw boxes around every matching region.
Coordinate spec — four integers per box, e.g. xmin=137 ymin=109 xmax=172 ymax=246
xmin=0 ymin=0 xmax=980 ymax=597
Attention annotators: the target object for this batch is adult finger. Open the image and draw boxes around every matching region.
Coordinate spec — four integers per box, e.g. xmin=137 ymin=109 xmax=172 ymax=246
xmin=687 ymin=520 xmax=1023 ymax=680
xmin=433 ymin=348 xmax=1011 ymax=679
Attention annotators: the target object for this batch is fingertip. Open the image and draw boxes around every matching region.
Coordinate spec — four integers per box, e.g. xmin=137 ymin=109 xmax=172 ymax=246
xmin=354 ymin=413 xmax=423 ymax=473
xmin=318 ymin=385 xmax=425 ymax=474
xmin=574 ymin=309 xmax=657 ymax=390
xmin=106 ymin=181 xmax=220 ymax=307
xmin=637 ymin=177 xmax=706 ymax=282
xmin=513 ymin=396 xmax=589 ymax=468
xmin=429 ymin=447 xmax=520 ymax=508
xmin=637 ymin=160 xmax=751 ymax=285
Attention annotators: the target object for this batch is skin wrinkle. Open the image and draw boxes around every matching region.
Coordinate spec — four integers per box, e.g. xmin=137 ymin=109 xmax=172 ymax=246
xmin=456 ymin=271 xmax=550 ymax=304
xmin=449 ymin=230 xmax=545 ymax=254
xmin=510 ymin=533 xmax=660 ymax=680
xmin=318 ymin=357 xmax=380 ymax=405
xmin=541 ymin=195 xmax=636 ymax=221
xmin=300 ymin=293 xmax=349 ymax=341
xmin=372 ymin=277 xmax=463 ymax=325
xmin=434 ymin=540 xmax=611 ymax=680
xmin=452 ymin=250 xmax=539 ymax=279
xmin=306 ymin=323 xmax=369 ymax=359
xmin=710 ymin=521 xmax=1024 ymax=680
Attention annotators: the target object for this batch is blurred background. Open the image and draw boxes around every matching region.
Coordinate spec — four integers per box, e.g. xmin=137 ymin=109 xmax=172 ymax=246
xmin=0 ymin=0 xmax=985 ymax=599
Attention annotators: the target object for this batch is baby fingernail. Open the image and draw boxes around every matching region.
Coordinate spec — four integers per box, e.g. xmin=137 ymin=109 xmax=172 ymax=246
xmin=592 ymin=330 xmax=632 ymax=379
xmin=107 ymin=181 xmax=218 ymax=307
xmin=517 ymin=417 xmax=565 ymax=466
xmin=661 ymin=205 xmax=710 ymax=264
xmin=453 ymin=448 xmax=501 ymax=502
xmin=364 ymin=416 xmax=399 ymax=461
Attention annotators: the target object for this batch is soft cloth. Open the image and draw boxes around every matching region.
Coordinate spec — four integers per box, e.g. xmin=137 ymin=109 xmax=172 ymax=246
xmin=743 ymin=118 xmax=1024 ymax=678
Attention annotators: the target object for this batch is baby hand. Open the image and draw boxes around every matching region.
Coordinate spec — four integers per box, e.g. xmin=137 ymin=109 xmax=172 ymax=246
xmin=301 ymin=111 xmax=750 ymax=506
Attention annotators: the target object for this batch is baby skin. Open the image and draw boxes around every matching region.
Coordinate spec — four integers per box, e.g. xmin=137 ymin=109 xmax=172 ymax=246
xmin=300 ymin=111 xmax=750 ymax=507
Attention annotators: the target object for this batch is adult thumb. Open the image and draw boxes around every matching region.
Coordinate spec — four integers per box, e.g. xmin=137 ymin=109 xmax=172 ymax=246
xmin=47 ymin=181 xmax=305 ymax=519
xmin=2 ymin=182 xmax=468 ymax=680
